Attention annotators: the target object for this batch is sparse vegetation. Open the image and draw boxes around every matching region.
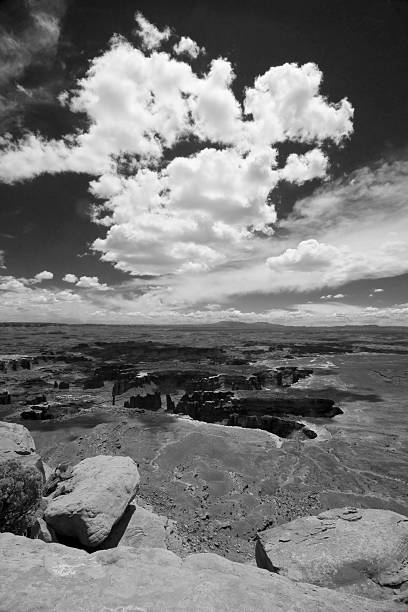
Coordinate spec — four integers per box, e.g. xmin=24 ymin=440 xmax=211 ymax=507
xmin=0 ymin=460 xmax=43 ymax=535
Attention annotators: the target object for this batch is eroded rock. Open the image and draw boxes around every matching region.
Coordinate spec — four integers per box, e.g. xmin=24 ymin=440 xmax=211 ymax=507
xmin=256 ymin=507 xmax=408 ymax=601
xmin=0 ymin=533 xmax=400 ymax=611
xmin=44 ymin=455 xmax=140 ymax=547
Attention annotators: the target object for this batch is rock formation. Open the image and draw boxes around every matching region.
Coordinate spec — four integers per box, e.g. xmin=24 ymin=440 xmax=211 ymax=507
xmin=0 ymin=533 xmax=401 ymax=611
xmin=171 ymin=390 xmax=337 ymax=437
xmin=256 ymin=507 xmax=408 ymax=602
xmin=0 ymin=422 xmax=44 ymax=476
xmin=44 ymin=455 xmax=140 ymax=547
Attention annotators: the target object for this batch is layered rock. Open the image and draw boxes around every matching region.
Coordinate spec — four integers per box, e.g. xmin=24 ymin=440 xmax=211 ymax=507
xmin=172 ymin=390 xmax=337 ymax=438
xmin=0 ymin=533 xmax=400 ymax=611
xmin=124 ymin=392 xmax=162 ymax=410
xmin=227 ymin=413 xmax=317 ymax=439
xmin=44 ymin=455 xmax=140 ymax=547
xmin=256 ymin=507 xmax=408 ymax=601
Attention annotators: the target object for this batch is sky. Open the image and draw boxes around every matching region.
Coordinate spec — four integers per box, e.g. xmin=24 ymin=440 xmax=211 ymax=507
xmin=0 ymin=0 xmax=407 ymax=325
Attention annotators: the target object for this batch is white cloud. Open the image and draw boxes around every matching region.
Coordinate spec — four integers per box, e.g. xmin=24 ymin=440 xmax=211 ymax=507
xmin=62 ymin=273 xmax=78 ymax=283
xmin=34 ymin=270 xmax=53 ymax=282
xmin=279 ymin=149 xmax=328 ymax=184
xmin=0 ymin=276 xmax=27 ymax=292
xmin=243 ymin=62 xmax=353 ymax=147
xmin=173 ymin=36 xmax=203 ymax=58
xmin=91 ymin=146 xmax=279 ymax=275
xmin=134 ymin=12 xmax=170 ymax=51
xmin=333 ymin=293 xmax=345 ymax=299
xmin=267 ymin=239 xmax=341 ymax=271
xmin=373 ymin=288 xmax=384 ymax=293
xmin=3 ymin=14 xmax=389 ymax=321
xmin=75 ymin=276 xmax=108 ymax=290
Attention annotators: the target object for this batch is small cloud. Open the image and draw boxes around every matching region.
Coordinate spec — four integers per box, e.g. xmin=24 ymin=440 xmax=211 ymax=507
xmin=320 ymin=294 xmax=332 ymax=300
xmin=62 ymin=273 xmax=78 ymax=283
xmin=373 ymin=288 xmax=384 ymax=293
xmin=134 ymin=12 xmax=170 ymax=51
xmin=173 ymin=36 xmax=204 ymax=59
xmin=369 ymin=293 xmax=373 ymax=297
xmin=34 ymin=270 xmax=53 ymax=282
xmin=333 ymin=293 xmax=345 ymax=299
xmin=75 ymin=275 xmax=108 ymax=291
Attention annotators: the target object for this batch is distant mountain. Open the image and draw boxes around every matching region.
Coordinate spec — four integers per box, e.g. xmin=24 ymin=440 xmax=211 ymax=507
xmin=207 ymin=320 xmax=286 ymax=329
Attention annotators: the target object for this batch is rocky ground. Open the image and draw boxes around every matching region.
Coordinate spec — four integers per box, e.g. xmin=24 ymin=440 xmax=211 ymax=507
xmin=1 ymin=322 xmax=408 ymax=566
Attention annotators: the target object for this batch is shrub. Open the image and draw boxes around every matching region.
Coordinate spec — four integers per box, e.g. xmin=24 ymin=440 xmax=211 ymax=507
xmin=0 ymin=459 xmax=43 ymax=535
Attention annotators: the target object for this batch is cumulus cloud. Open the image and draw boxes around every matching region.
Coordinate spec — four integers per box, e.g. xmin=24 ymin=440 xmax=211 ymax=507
xmin=267 ymin=239 xmax=340 ymax=271
xmin=134 ymin=12 xmax=170 ymax=50
xmin=33 ymin=270 xmax=53 ymax=282
xmin=0 ymin=13 xmax=363 ymax=318
xmin=373 ymin=288 xmax=384 ymax=293
xmin=75 ymin=276 xmax=108 ymax=290
xmin=173 ymin=36 xmax=204 ymax=58
xmin=62 ymin=273 xmax=78 ymax=283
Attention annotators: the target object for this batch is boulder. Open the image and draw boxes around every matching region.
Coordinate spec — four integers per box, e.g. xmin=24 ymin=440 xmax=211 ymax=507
xmin=97 ymin=501 xmax=179 ymax=550
xmin=256 ymin=507 xmax=408 ymax=601
xmin=0 ymin=533 xmax=402 ymax=611
xmin=44 ymin=455 xmax=140 ymax=547
xmin=0 ymin=422 xmax=44 ymax=477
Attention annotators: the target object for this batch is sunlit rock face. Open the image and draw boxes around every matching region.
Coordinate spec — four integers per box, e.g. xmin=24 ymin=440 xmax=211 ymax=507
xmin=0 ymin=533 xmax=400 ymax=612
xmin=256 ymin=507 xmax=408 ymax=602
xmin=44 ymin=455 xmax=140 ymax=547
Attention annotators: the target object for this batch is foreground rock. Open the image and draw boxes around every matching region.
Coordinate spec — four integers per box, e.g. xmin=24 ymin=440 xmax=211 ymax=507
xmin=44 ymin=455 xmax=140 ymax=547
xmin=256 ymin=507 xmax=408 ymax=601
xmin=0 ymin=534 xmax=401 ymax=612
xmin=0 ymin=421 xmax=44 ymax=476
xmin=97 ymin=501 xmax=181 ymax=551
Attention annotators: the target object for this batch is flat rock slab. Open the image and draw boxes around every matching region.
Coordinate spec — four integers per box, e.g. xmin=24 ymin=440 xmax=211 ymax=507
xmin=44 ymin=455 xmax=140 ymax=547
xmin=256 ymin=507 xmax=408 ymax=601
xmin=0 ymin=533 xmax=403 ymax=612
xmin=0 ymin=421 xmax=44 ymax=476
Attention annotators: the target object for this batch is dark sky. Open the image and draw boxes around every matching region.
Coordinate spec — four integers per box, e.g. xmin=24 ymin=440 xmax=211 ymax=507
xmin=0 ymin=0 xmax=407 ymax=323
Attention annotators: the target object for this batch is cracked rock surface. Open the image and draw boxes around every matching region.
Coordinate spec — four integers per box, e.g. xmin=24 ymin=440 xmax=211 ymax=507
xmin=256 ymin=507 xmax=408 ymax=601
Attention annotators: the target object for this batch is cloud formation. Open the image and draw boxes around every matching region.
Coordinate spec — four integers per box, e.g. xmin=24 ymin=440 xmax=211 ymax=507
xmin=134 ymin=12 xmax=171 ymax=50
xmin=0 ymin=13 xmax=354 ymax=300
xmin=173 ymin=36 xmax=204 ymax=58
xmin=6 ymin=14 xmax=406 ymax=324
xmin=33 ymin=270 xmax=53 ymax=282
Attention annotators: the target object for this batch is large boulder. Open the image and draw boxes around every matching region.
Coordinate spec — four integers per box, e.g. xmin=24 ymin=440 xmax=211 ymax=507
xmin=256 ymin=507 xmax=408 ymax=601
xmin=0 ymin=533 xmax=403 ymax=611
xmin=0 ymin=421 xmax=44 ymax=477
xmin=44 ymin=455 xmax=140 ymax=547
